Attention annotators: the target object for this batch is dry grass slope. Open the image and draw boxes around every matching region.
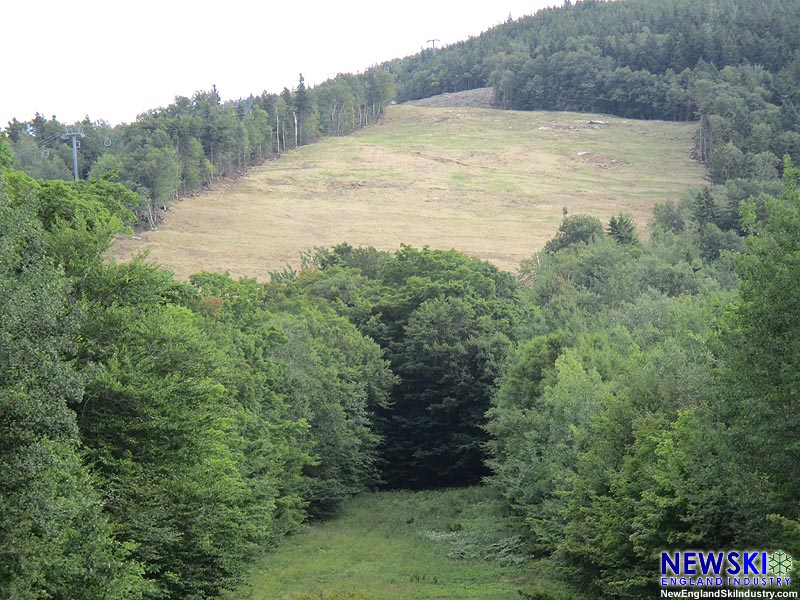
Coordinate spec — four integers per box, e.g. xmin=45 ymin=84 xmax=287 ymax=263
xmin=110 ymin=104 xmax=705 ymax=280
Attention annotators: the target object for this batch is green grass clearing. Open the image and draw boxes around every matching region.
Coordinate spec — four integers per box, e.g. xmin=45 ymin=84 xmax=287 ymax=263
xmin=225 ymin=487 xmax=581 ymax=600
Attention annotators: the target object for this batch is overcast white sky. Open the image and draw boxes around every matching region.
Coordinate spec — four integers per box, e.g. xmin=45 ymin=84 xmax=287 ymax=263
xmin=2 ymin=0 xmax=557 ymax=127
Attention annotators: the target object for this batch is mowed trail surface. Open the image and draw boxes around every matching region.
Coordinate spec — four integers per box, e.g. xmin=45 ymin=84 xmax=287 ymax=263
xmin=227 ymin=487 xmax=568 ymax=600
xmin=111 ymin=104 xmax=705 ymax=280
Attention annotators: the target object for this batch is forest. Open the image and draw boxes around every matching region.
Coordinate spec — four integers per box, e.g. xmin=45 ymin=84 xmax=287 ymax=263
xmin=3 ymin=0 xmax=800 ymax=598
xmin=5 ymin=69 xmax=395 ymax=229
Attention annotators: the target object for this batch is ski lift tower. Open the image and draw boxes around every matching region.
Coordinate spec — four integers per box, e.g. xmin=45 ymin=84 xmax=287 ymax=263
xmin=61 ymin=125 xmax=85 ymax=180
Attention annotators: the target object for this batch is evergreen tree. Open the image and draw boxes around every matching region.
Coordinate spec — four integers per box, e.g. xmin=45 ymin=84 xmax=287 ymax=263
xmin=296 ymin=74 xmax=308 ymax=145
xmin=607 ymin=213 xmax=640 ymax=246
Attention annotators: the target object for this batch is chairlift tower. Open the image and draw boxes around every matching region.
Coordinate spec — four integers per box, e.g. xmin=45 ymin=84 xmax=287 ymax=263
xmin=427 ymin=39 xmax=440 ymax=52
xmin=61 ymin=126 xmax=85 ymax=180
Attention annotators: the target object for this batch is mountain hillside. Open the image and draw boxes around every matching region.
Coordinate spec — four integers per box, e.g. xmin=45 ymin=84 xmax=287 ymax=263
xmin=111 ymin=103 xmax=703 ymax=279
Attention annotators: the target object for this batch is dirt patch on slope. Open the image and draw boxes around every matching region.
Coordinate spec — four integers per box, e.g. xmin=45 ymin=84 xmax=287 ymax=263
xmin=404 ymin=88 xmax=496 ymax=108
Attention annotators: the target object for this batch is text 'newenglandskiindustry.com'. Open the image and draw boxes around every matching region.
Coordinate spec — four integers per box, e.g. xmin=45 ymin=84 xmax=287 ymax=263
xmin=660 ymin=590 xmax=798 ymax=598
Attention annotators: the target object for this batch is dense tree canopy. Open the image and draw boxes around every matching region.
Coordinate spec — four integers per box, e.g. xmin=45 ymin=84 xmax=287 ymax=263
xmin=267 ymin=245 xmax=523 ymax=488
xmin=0 ymin=152 xmax=394 ymax=598
xmin=483 ymin=164 xmax=800 ymax=597
xmin=0 ymin=161 xmax=146 ymax=599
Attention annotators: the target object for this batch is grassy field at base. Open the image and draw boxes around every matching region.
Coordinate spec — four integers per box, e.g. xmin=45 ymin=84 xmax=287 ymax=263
xmin=224 ymin=487 xmax=579 ymax=600
xmin=111 ymin=104 xmax=704 ymax=280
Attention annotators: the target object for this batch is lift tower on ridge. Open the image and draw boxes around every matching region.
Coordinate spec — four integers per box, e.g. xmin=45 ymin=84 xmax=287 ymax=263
xmin=61 ymin=125 xmax=85 ymax=180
